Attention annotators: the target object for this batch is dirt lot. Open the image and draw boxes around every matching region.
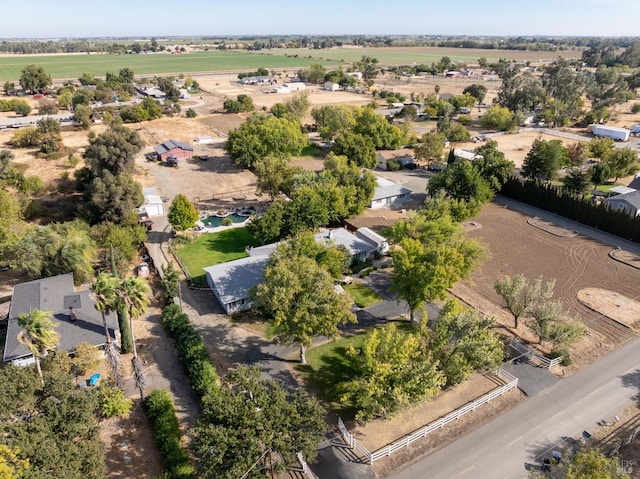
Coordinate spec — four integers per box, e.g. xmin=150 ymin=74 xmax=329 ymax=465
xmin=455 ymin=202 xmax=640 ymax=371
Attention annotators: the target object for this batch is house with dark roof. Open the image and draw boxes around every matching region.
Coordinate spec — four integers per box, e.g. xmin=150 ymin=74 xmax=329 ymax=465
xmin=203 ymin=228 xmax=386 ymax=314
xmin=4 ymin=274 xmax=117 ymax=365
xmin=153 ymin=139 xmax=194 ymax=161
xmin=604 ymin=190 xmax=640 ymax=217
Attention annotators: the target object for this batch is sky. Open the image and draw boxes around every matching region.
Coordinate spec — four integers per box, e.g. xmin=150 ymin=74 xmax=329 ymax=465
xmin=3 ymin=0 xmax=640 ymax=39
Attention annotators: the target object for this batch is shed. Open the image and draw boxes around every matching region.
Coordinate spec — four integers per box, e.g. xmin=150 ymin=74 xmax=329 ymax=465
xmin=324 ymin=82 xmax=340 ymax=91
xmin=194 ymin=135 xmax=214 ymax=144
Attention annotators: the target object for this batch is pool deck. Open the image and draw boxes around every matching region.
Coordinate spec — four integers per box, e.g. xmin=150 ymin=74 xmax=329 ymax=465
xmin=195 ymin=209 xmax=255 ymax=233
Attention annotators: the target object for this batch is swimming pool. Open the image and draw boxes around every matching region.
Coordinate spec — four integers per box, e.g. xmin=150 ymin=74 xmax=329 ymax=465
xmin=202 ymin=213 xmax=248 ymax=228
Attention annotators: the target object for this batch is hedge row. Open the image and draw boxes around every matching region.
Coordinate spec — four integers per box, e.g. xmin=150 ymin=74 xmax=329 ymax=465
xmin=501 ymin=177 xmax=640 ymax=242
xmin=145 ymin=389 xmax=196 ymax=479
xmin=161 ymin=304 xmax=219 ymax=398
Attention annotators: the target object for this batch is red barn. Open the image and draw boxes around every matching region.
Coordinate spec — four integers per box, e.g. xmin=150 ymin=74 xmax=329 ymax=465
xmin=153 ymin=139 xmax=194 ymax=162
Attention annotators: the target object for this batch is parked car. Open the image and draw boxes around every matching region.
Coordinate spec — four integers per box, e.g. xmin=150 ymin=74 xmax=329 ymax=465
xmin=166 ymin=155 xmax=179 ymax=167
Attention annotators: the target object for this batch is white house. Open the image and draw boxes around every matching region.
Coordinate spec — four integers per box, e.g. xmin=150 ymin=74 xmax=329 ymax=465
xmin=275 ymin=82 xmax=307 ymax=94
xmin=204 ymin=228 xmax=386 ymax=313
xmin=346 ymin=72 xmax=363 ymax=81
xmin=324 ymin=82 xmax=340 ymax=91
xmin=453 ymin=148 xmax=482 ymax=161
xmin=604 ymin=190 xmax=640 ymax=217
xmin=370 ymin=175 xmax=413 ymax=209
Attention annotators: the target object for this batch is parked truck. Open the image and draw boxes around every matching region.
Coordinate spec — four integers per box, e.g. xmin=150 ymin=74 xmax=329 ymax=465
xmin=591 ymin=124 xmax=630 ymax=142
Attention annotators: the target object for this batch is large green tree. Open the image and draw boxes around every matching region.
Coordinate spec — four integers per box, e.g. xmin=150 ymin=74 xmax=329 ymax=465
xmin=252 ymin=255 xmax=356 ymax=364
xmin=83 ymin=125 xmax=144 ymax=175
xmin=19 ymin=64 xmax=51 ymax=94
xmin=254 ymin=155 xmax=302 ymax=199
xmin=604 ymin=147 xmax=639 ymax=182
xmin=388 ymin=211 xmax=486 ymax=321
xmin=497 ymin=72 xmax=546 ymax=113
xmin=340 ymin=323 xmax=445 ymax=420
xmin=353 ymin=107 xmax=405 ymax=150
xmin=191 ymin=365 xmax=326 ymax=479
xmin=17 ymin=309 xmax=59 ymax=386
xmin=331 ymin=131 xmax=377 ymax=168
xmin=462 ymin=84 xmax=488 ymax=104
xmin=311 ymin=104 xmax=357 ymax=140
xmin=414 ymin=131 xmax=445 ymax=163
xmin=522 ymin=138 xmax=570 ymax=181
xmin=428 ymin=159 xmax=494 ymax=217
xmin=429 ymin=301 xmax=503 ymax=386
xmin=473 ymin=140 xmax=515 ymax=191
xmin=85 ymin=170 xmax=143 ymax=224
xmin=225 ymin=114 xmax=307 ymax=168
xmin=168 ymin=194 xmax=199 ymax=231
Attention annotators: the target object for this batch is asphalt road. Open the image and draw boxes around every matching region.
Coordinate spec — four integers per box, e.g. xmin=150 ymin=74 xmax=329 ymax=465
xmin=389 ymin=334 xmax=640 ymax=479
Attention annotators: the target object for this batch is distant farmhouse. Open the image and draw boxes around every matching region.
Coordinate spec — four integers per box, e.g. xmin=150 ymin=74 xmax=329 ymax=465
xmin=240 ymin=76 xmax=273 ymax=85
xmin=4 ymin=274 xmax=117 ymax=366
xmin=275 ymin=83 xmax=307 ymax=94
xmin=204 ymin=228 xmax=387 ymax=314
xmin=153 ymin=139 xmax=194 ymax=161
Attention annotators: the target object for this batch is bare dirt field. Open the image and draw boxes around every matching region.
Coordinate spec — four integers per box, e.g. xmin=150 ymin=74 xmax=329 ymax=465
xmin=454 ymin=202 xmax=640 ymax=370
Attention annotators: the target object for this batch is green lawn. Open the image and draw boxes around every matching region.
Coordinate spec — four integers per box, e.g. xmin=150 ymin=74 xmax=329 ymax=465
xmin=300 ymin=144 xmax=325 ymax=157
xmin=297 ymin=321 xmax=415 ymax=417
xmin=175 ymin=227 xmax=259 ymax=286
xmin=343 ymin=281 xmax=383 ymax=308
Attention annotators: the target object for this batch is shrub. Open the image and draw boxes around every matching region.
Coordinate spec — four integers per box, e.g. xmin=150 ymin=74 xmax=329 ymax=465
xmin=631 ymin=103 xmax=640 ymax=114
xmin=222 ymin=217 xmax=232 ymax=226
xmin=185 ymin=108 xmax=197 ymax=118
xmin=72 ymin=341 xmax=101 ymax=375
xmin=99 ymin=383 xmax=134 ymax=418
xmin=18 ymin=175 xmax=45 ymax=196
xmin=386 ymin=159 xmax=403 ymax=171
xmin=456 ymin=115 xmax=472 ymax=125
xmin=549 ymin=348 xmax=572 ymax=366
xmin=145 ymin=389 xmax=195 ymax=479
xmin=160 ymin=304 xmax=219 ymax=398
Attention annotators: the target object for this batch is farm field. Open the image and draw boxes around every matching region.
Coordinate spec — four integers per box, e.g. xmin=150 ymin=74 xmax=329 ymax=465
xmin=0 ymin=50 xmax=322 ymax=82
xmin=460 ymin=201 xmax=640 ymax=363
xmin=0 ymin=46 xmax=583 ymax=82
xmin=271 ymin=46 xmax=583 ymax=65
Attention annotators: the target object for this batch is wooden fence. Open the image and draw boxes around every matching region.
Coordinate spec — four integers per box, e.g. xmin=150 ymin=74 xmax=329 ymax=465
xmin=337 ymin=369 xmax=519 ymax=464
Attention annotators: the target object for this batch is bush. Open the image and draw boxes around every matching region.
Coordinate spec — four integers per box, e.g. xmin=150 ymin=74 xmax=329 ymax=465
xmin=548 ymin=348 xmax=572 ymax=366
xmin=185 ymin=108 xmax=197 ymax=118
xmin=222 ymin=217 xmax=232 ymax=226
xmin=456 ymin=115 xmax=472 ymax=125
xmin=18 ymin=175 xmax=45 ymax=196
xmin=160 ymin=304 xmax=219 ymax=398
xmin=99 ymin=383 xmax=134 ymax=418
xmin=72 ymin=341 xmax=101 ymax=375
xmin=145 ymin=389 xmax=195 ymax=479
xmin=631 ymin=103 xmax=640 ymax=114
xmin=386 ymin=159 xmax=403 ymax=171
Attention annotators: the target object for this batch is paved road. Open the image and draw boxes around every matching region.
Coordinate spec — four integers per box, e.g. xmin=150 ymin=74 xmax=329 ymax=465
xmin=390 ymin=334 xmax=640 ymax=479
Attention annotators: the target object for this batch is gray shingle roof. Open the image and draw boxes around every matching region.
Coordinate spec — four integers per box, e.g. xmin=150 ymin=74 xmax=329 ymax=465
xmin=372 ymin=183 xmax=413 ymax=201
xmin=4 ymin=274 xmax=117 ymax=362
xmin=605 ymin=190 xmax=640 ymax=210
xmin=153 ymin=139 xmax=194 ymax=155
xmin=203 ymin=256 xmax=269 ymax=305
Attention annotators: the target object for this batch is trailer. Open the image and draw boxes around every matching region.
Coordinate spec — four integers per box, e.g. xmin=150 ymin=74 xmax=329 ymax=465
xmin=591 ymin=124 xmax=630 ymax=142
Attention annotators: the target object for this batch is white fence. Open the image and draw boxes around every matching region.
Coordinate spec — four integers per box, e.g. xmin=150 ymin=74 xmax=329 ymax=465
xmin=508 ymin=338 xmax=563 ymax=370
xmin=337 ymin=369 xmax=519 ymax=464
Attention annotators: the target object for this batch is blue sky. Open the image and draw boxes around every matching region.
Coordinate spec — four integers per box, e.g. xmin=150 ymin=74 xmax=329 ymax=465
xmin=3 ymin=0 xmax=640 ymax=38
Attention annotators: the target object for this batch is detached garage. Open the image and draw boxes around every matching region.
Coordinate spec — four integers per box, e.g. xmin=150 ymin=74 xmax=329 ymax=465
xmin=153 ymin=139 xmax=194 ymax=161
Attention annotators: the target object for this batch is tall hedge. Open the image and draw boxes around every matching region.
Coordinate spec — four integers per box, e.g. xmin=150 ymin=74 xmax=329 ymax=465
xmin=500 ymin=177 xmax=640 ymax=242
xmin=160 ymin=304 xmax=219 ymax=398
xmin=145 ymin=389 xmax=195 ymax=479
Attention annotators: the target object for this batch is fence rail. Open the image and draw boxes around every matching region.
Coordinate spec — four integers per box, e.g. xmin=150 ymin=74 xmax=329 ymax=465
xmin=508 ymin=338 xmax=562 ymax=370
xmin=337 ymin=369 xmax=519 ymax=464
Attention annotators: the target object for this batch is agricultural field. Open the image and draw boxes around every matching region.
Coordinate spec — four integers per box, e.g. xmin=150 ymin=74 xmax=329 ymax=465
xmin=0 ymin=46 xmax=584 ymax=82
xmin=0 ymin=50 xmax=323 ymax=82
xmin=270 ymin=46 xmax=583 ymax=66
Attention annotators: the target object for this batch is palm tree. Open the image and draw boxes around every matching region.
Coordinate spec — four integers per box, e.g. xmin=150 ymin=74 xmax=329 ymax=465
xmin=92 ymin=273 xmax=123 ymax=390
xmin=17 ymin=309 xmax=59 ymax=387
xmin=118 ymin=276 xmax=150 ymax=400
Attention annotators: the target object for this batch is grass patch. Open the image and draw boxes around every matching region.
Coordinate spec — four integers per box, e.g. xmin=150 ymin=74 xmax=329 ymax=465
xmin=297 ymin=320 xmax=414 ymax=418
xmin=230 ymin=310 xmax=277 ymax=339
xmin=300 ymin=144 xmax=325 ymax=157
xmin=343 ymin=281 xmax=383 ymax=308
xmin=175 ymin=227 xmax=259 ymax=286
